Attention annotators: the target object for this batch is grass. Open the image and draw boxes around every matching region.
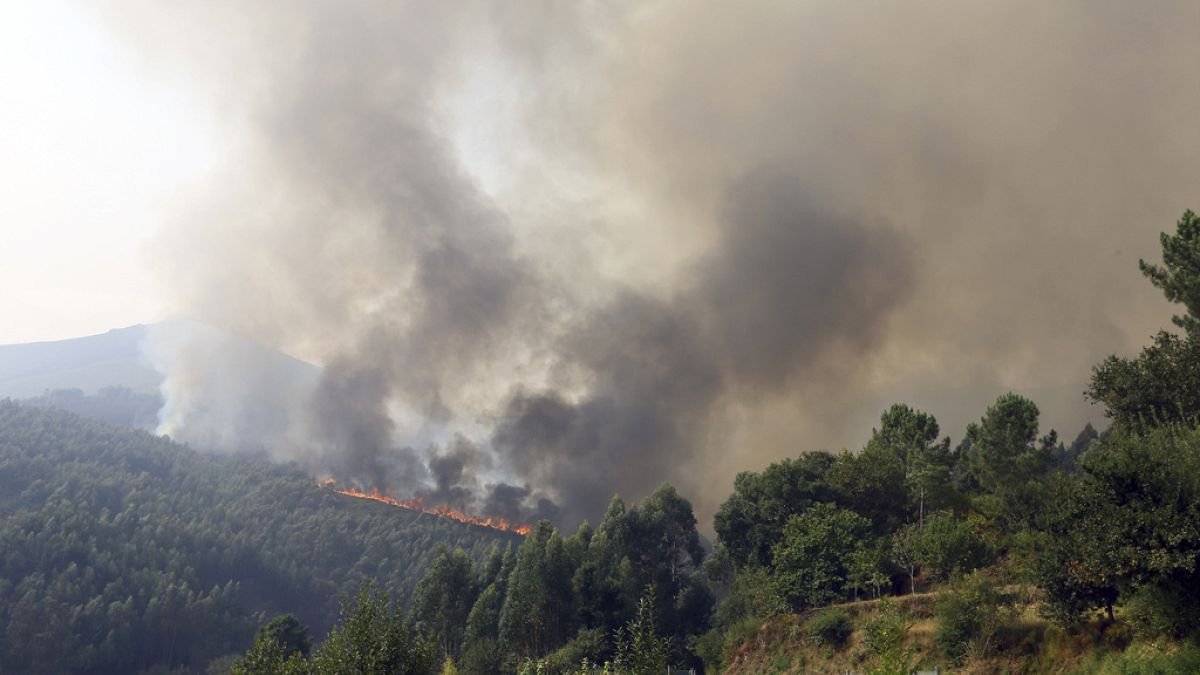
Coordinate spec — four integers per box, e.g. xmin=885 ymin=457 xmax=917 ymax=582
xmin=718 ymin=587 xmax=1195 ymax=675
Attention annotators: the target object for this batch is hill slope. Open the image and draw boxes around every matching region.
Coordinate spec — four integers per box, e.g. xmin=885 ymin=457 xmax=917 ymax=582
xmin=0 ymin=401 xmax=519 ymax=674
xmin=0 ymin=321 xmax=324 ymax=437
xmin=0 ymin=324 xmax=159 ymax=398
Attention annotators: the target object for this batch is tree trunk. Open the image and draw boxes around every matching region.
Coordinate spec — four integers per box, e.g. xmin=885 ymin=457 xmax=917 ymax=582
xmin=919 ymin=488 xmax=925 ymax=531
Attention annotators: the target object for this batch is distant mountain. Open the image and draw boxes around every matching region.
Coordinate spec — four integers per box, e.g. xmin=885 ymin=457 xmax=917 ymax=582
xmin=0 ymin=322 xmax=323 ymax=437
xmin=0 ymin=324 xmax=160 ymax=399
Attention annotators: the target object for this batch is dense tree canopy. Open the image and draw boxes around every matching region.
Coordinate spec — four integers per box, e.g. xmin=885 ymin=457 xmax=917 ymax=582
xmin=14 ymin=209 xmax=1200 ymax=674
xmin=771 ymin=503 xmax=873 ymax=610
xmin=0 ymin=401 xmax=517 ymax=674
xmin=713 ymin=452 xmax=837 ymax=568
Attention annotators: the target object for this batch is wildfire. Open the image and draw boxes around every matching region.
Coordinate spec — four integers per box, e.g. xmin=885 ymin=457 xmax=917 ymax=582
xmin=319 ymin=479 xmax=531 ymax=536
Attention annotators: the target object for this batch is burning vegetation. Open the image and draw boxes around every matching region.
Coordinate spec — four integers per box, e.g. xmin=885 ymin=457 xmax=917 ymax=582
xmin=320 ymin=479 xmax=532 ymax=536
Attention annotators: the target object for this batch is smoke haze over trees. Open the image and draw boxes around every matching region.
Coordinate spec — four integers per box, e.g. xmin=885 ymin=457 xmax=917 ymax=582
xmin=8 ymin=210 xmax=1200 ymax=672
xmin=86 ymin=1 xmax=1200 ymax=528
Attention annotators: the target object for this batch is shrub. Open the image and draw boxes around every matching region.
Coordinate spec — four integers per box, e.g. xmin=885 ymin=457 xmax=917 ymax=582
xmin=916 ymin=511 xmax=992 ymax=581
xmin=459 ymin=638 xmax=504 ymax=675
xmin=862 ymin=598 xmax=916 ymax=675
xmin=1091 ymin=643 xmax=1200 ymax=675
xmin=934 ymin=572 xmax=1016 ymax=663
xmin=691 ymin=628 xmax=726 ymax=674
xmin=690 ymin=615 xmax=769 ymax=675
xmin=1124 ymin=584 xmax=1200 ymax=641
xmin=544 ymin=628 xmax=608 ymax=674
xmin=862 ymin=599 xmax=907 ymax=657
xmin=803 ymin=609 xmax=853 ymax=649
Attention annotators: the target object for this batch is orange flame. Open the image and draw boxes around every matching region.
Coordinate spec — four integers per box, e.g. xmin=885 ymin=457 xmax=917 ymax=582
xmin=319 ymin=479 xmax=531 ymax=536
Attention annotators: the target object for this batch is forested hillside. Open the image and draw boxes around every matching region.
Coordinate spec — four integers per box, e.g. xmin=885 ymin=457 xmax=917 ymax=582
xmin=227 ymin=211 xmax=1200 ymax=675
xmin=7 ymin=212 xmax=1200 ymax=675
xmin=0 ymin=402 xmax=519 ymax=674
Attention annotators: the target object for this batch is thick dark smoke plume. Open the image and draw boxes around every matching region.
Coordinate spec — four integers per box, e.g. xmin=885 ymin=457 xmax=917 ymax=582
xmin=99 ymin=1 xmax=1200 ymax=529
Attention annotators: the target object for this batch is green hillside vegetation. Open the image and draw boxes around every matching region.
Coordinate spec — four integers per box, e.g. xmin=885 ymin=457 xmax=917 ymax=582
xmin=0 ymin=401 xmax=519 ymax=674
xmin=229 ymin=211 xmax=1200 ymax=674
xmin=24 ymin=386 xmax=163 ymax=430
xmin=6 ymin=211 xmax=1200 ymax=674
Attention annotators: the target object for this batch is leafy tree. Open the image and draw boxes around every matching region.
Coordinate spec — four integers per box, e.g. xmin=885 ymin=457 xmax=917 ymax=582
xmin=831 ymin=405 xmax=957 ymax=534
xmin=847 ymin=542 xmax=892 ymax=601
xmin=232 ymin=632 xmax=310 ymax=675
xmin=1032 ymin=474 xmax=1120 ymax=625
xmin=465 ymin=582 xmax=506 ymax=647
xmin=827 ymin=446 xmax=907 ymax=536
xmin=934 ymin=572 xmax=1016 ymax=664
xmin=967 ymin=393 xmax=1046 ymax=488
xmin=1089 ymin=210 xmax=1200 ymax=429
xmin=1089 ymin=330 xmax=1200 ymax=429
xmin=631 ymin=484 xmax=705 ymax=587
xmin=413 ymin=546 xmax=479 ymax=659
xmin=711 ymin=565 xmax=786 ymax=630
xmin=1139 ymin=209 xmax=1200 ymax=333
xmin=964 ymin=393 xmax=1056 ymax=531
xmin=613 ymin=590 xmax=670 ymax=675
xmin=1059 ymin=423 xmax=1099 ymax=471
xmin=713 ymin=452 xmax=837 ymax=568
xmin=891 ymin=524 xmax=921 ymax=596
xmin=257 ymin=614 xmax=314 ymax=658
xmin=572 ymin=497 xmax=632 ymax=633
xmin=578 ymin=485 xmax=712 ymax=661
xmin=911 ymin=511 xmax=991 ymax=583
xmin=309 ymin=582 xmax=434 ymax=675
xmin=1035 ymin=425 xmax=1200 ymax=637
xmin=770 ymin=503 xmax=873 ymax=609
xmin=459 ymin=638 xmax=505 ymax=675
xmin=499 ymin=521 xmax=560 ymax=657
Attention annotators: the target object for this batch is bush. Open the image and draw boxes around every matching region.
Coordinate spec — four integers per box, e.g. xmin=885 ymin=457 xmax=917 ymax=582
xmin=713 ymin=566 xmax=786 ymax=628
xmin=861 ymin=598 xmax=916 ymax=675
xmin=696 ymin=614 xmax=763 ymax=672
xmin=916 ymin=511 xmax=992 ymax=581
xmin=934 ymin=572 xmax=1015 ymax=664
xmin=803 ymin=609 xmax=853 ymax=649
xmin=862 ymin=599 xmax=907 ymax=658
xmin=1124 ymin=584 xmax=1200 ymax=641
xmin=691 ymin=628 xmax=726 ymax=674
xmin=1091 ymin=643 xmax=1200 ymax=675
xmin=459 ymin=638 xmax=504 ymax=675
xmin=544 ymin=628 xmax=608 ymax=674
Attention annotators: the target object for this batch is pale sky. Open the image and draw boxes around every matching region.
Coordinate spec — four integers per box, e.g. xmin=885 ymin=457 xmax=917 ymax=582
xmin=0 ymin=1 xmax=217 ymax=345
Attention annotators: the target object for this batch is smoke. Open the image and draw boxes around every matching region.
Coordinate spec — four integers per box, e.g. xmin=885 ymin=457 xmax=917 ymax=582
xmin=144 ymin=320 xmax=319 ymax=457
xmin=97 ymin=1 xmax=1200 ymax=529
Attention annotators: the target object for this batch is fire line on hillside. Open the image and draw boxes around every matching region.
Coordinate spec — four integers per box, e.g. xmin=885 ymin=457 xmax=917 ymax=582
xmin=319 ymin=479 xmax=532 ymax=536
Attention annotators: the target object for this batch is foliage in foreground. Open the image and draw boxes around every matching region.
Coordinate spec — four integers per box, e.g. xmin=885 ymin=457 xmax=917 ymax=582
xmin=233 ymin=582 xmax=435 ymax=675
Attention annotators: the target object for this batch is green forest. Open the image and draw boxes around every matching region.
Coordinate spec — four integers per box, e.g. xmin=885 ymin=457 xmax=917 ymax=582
xmin=0 ymin=402 xmax=519 ymax=674
xmin=6 ymin=211 xmax=1200 ymax=674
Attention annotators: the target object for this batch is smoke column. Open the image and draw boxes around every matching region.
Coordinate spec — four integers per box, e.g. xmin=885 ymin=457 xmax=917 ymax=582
xmin=98 ymin=1 xmax=1200 ymax=528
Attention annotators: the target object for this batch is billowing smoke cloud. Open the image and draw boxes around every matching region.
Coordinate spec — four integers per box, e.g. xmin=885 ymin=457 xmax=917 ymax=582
xmin=144 ymin=320 xmax=320 ymax=457
xmin=98 ymin=1 xmax=1200 ymax=529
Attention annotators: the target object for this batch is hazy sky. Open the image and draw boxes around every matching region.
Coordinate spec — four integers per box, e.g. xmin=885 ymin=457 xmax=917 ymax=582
xmin=0 ymin=1 xmax=216 ymax=345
